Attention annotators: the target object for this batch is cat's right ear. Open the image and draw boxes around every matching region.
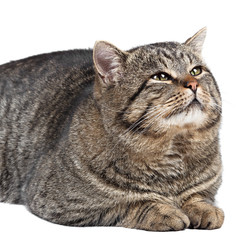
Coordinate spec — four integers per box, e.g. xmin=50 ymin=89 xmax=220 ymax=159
xmin=93 ymin=41 xmax=127 ymax=85
xmin=184 ymin=27 xmax=207 ymax=55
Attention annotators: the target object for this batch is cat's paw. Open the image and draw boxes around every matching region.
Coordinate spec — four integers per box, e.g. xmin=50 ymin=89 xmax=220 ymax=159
xmin=183 ymin=201 xmax=224 ymax=229
xmin=120 ymin=203 xmax=190 ymax=231
xmin=130 ymin=204 xmax=190 ymax=231
xmin=150 ymin=205 xmax=190 ymax=231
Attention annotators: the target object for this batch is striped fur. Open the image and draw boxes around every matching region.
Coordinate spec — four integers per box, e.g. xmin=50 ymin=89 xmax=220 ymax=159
xmin=0 ymin=28 xmax=224 ymax=231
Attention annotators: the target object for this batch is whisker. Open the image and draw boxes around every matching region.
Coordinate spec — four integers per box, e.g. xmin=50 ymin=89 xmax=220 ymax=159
xmin=123 ymin=106 xmax=164 ymax=135
xmin=121 ymin=106 xmax=170 ymax=139
xmin=131 ymin=106 xmax=173 ymax=136
xmin=209 ymin=102 xmax=222 ymax=116
xmin=165 ymin=94 xmax=183 ymax=104
xmin=138 ymin=110 xmax=169 ymax=135
xmin=109 ymin=105 xmax=166 ymax=151
xmin=100 ymin=103 xmax=161 ymax=115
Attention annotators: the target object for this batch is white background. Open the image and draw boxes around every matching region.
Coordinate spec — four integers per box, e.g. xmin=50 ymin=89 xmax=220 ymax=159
xmin=0 ymin=0 xmax=239 ymax=239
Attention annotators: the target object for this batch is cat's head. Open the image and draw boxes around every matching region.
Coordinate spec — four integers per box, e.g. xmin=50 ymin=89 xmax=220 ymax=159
xmin=93 ymin=28 xmax=221 ymax=138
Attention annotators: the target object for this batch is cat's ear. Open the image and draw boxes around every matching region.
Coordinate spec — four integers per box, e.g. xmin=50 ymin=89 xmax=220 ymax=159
xmin=184 ymin=27 xmax=207 ymax=54
xmin=93 ymin=41 xmax=127 ymax=85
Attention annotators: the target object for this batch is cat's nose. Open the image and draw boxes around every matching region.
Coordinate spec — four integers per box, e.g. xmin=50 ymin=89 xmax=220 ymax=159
xmin=185 ymin=80 xmax=199 ymax=93
xmin=183 ymin=76 xmax=199 ymax=93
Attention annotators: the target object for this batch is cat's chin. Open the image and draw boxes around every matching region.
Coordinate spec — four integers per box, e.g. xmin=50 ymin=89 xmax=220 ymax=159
xmin=162 ymin=107 xmax=207 ymax=128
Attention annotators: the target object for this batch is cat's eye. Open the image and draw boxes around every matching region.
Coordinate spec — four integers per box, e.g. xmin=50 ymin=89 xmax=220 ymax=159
xmin=151 ymin=72 xmax=171 ymax=81
xmin=190 ymin=66 xmax=202 ymax=76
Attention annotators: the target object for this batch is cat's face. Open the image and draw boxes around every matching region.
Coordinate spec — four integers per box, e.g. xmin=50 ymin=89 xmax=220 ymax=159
xmin=93 ymin=28 xmax=221 ymax=137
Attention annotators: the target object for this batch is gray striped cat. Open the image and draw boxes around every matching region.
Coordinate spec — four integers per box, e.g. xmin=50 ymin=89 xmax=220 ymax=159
xmin=0 ymin=28 xmax=224 ymax=231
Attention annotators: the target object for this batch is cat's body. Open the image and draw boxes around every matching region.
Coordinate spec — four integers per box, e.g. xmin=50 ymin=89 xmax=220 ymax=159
xmin=0 ymin=28 xmax=224 ymax=231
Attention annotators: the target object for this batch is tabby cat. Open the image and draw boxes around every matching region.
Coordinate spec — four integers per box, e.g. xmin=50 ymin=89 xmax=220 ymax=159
xmin=0 ymin=28 xmax=224 ymax=231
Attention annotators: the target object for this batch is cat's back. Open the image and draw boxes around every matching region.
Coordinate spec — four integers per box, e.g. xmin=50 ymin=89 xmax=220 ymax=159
xmin=0 ymin=49 xmax=93 ymax=92
xmin=0 ymin=49 xmax=95 ymax=134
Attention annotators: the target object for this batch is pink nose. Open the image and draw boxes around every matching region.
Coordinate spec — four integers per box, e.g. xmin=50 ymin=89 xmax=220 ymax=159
xmin=184 ymin=75 xmax=199 ymax=93
xmin=186 ymin=80 xmax=199 ymax=92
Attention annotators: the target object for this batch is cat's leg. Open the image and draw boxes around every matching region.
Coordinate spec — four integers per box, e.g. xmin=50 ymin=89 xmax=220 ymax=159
xmin=24 ymin=186 xmax=189 ymax=231
xmin=182 ymin=195 xmax=224 ymax=229
xmin=117 ymin=202 xmax=190 ymax=231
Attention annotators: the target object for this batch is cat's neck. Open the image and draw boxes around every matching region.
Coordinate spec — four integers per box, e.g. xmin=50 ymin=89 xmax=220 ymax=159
xmin=120 ymin=125 xmax=218 ymax=161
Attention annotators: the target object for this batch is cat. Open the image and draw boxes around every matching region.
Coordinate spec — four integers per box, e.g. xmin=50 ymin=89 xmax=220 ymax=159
xmin=0 ymin=28 xmax=224 ymax=231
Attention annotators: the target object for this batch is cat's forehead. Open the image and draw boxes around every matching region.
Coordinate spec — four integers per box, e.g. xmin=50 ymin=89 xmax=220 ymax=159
xmin=130 ymin=42 xmax=192 ymax=59
xmin=127 ymin=41 xmax=203 ymax=72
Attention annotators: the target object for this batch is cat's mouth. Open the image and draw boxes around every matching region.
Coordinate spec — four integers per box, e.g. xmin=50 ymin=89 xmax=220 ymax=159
xmin=186 ymin=98 xmax=202 ymax=109
xmin=167 ymin=98 xmax=202 ymax=118
xmin=180 ymin=97 xmax=204 ymax=117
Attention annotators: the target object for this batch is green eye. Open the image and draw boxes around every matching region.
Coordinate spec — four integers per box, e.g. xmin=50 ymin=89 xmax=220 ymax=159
xmin=151 ymin=72 xmax=171 ymax=81
xmin=190 ymin=66 xmax=202 ymax=76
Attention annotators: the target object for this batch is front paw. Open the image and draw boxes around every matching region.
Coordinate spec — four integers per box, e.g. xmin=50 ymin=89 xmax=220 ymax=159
xmin=148 ymin=205 xmax=190 ymax=231
xmin=120 ymin=203 xmax=190 ymax=231
xmin=183 ymin=201 xmax=224 ymax=229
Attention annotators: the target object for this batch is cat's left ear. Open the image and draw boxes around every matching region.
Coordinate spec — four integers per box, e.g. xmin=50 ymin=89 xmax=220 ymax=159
xmin=184 ymin=27 xmax=207 ymax=55
xmin=93 ymin=41 xmax=127 ymax=85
